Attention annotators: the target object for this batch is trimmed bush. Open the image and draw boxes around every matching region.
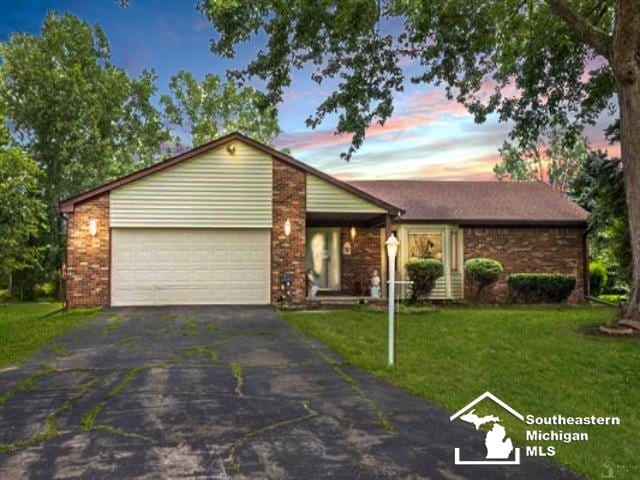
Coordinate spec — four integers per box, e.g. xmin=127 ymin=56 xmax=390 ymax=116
xmin=406 ymin=258 xmax=444 ymax=302
xmin=589 ymin=261 xmax=608 ymax=296
xmin=465 ymin=258 xmax=503 ymax=301
xmin=507 ymin=273 xmax=576 ymax=303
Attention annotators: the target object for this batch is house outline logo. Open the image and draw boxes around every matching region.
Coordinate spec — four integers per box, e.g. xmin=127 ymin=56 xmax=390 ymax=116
xmin=450 ymin=391 xmax=524 ymax=465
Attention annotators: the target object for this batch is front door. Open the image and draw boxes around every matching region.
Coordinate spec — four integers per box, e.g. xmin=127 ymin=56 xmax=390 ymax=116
xmin=306 ymin=228 xmax=341 ymax=290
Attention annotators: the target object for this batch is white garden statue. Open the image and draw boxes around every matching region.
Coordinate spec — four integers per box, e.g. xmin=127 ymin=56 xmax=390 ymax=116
xmin=307 ymin=269 xmax=319 ymax=299
xmin=370 ymin=269 xmax=381 ymax=298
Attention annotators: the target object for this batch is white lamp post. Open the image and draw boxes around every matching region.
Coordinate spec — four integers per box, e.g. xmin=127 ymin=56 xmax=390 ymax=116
xmin=385 ymin=233 xmax=399 ymax=366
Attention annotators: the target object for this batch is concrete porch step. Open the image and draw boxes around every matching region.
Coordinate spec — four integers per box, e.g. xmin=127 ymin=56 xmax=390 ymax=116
xmin=312 ymin=296 xmax=386 ymax=307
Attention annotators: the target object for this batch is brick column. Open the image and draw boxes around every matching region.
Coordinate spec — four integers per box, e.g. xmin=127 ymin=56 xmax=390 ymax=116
xmin=65 ymin=194 xmax=110 ymax=307
xmin=340 ymin=227 xmax=382 ymax=295
xmin=271 ymin=159 xmax=306 ymax=303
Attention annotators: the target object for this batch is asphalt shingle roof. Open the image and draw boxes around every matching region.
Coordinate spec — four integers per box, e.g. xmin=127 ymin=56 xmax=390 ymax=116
xmin=350 ymin=180 xmax=589 ymax=225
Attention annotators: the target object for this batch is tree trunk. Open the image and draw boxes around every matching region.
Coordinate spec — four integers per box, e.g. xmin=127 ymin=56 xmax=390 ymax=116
xmin=612 ymin=0 xmax=640 ymax=320
xmin=618 ymin=83 xmax=640 ymax=319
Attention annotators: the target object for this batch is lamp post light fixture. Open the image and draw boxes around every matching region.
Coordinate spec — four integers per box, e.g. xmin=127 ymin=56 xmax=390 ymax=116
xmin=385 ymin=233 xmax=399 ymax=366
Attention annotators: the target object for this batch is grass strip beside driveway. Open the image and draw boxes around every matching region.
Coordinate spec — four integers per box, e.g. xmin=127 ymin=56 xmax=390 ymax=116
xmin=282 ymin=306 xmax=637 ymax=479
xmin=0 ymin=303 xmax=100 ymax=367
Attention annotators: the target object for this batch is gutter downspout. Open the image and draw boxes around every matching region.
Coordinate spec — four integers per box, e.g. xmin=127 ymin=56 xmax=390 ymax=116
xmin=582 ymin=225 xmax=592 ymax=300
xmin=60 ymin=213 xmax=69 ymax=309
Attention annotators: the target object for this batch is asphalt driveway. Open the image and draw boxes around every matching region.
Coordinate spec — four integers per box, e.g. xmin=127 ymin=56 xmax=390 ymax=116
xmin=0 ymin=306 xmax=580 ymax=479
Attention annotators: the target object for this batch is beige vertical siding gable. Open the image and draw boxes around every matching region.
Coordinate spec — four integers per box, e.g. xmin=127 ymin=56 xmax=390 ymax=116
xmin=110 ymin=142 xmax=273 ymax=228
xmin=306 ymin=175 xmax=386 ymax=213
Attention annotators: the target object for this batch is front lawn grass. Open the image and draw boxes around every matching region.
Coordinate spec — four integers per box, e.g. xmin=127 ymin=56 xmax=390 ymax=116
xmin=0 ymin=303 xmax=100 ymax=367
xmin=282 ymin=306 xmax=638 ymax=479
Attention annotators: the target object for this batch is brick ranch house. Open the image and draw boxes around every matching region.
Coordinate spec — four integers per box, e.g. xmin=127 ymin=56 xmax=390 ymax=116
xmin=59 ymin=132 xmax=589 ymax=307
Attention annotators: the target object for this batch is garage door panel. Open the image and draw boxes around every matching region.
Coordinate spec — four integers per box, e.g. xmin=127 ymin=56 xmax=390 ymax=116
xmin=111 ymin=228 xmax=270 ymax=306
xmin=191 ymin=250 xmax=211 ymax=263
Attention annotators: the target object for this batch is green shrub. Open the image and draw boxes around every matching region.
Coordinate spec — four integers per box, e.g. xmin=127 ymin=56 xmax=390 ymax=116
xmin=507 ymin=273 xmax=576 ymax=303
xmin=465 ymin=258 xmax=503 ymax=301
xmin=33 ymin=282 xmax=56 ymax=299
xmin=588 ymin=261 xmax=608 ymax=296
xmin=598 ymin=294 xmax=627 ymax=304
xmin=406 ymin=258 xmax=444 ymax=302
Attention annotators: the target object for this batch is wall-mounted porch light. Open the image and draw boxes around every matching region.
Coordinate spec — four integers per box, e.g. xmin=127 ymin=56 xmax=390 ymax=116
xmin=88 ymin=219 xmax=98 ymax=237
xmin=350 ymin=226 xmax=357 ymax=241
xmin=226 ymin=142 xmax=236 ymax=155
xmin=284 ymin=218 xmax=292 ymax=237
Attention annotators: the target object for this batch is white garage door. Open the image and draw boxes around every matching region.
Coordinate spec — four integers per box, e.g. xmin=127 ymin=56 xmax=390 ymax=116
xmin=111 ymin=229 xmax=271 ymax=306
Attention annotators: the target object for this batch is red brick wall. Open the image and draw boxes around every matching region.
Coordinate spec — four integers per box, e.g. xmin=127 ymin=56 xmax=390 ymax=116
xmin=271 ymin=159 xmax=306 ymax=303
xmin=463 ymin=226 xmax=586 ymax=303
xmin=65 ymin=194 xmax=110 ymax=307
xmin=340 ymin=228 xmax=382 ymax=296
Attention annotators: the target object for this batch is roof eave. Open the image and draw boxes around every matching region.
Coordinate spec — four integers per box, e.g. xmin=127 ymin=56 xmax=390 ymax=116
xmin=395 ymin=218 xmax=589 ymax=227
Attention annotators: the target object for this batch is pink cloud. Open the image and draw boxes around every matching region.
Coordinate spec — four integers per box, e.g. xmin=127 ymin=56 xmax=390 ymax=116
xmin=275 ymin=119 xmax=434 ymax=153
xmin=403 ymin=91 xmax=469 ymax=118
xmin=590 ymin=138 xmax=620 ymax=156
xmin=388 ymin=152 xmax=500 ymax=181
xmin=275 ymin=129 xmax=351 ymax=152
xmin=475 ymin=76 xmax=521 ymax=101
xmin=332 ymin=153 xmax=501 ymax=182
xmin=275 ymin=109 xmax=446 ymax=153
xmin=581 ymin=56 xmax=609 ymax=82
xmin=276 ymin=87 xmax=482 ymax=153
xmin=366 ymin=112 xmax=440 ymax=135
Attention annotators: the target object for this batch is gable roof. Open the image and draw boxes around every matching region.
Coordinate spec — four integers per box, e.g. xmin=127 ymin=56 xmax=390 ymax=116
xmin=58 ymin=132 xmax=402 ymax=215
xmin=351 ymin=180 xmax=589 ymax=226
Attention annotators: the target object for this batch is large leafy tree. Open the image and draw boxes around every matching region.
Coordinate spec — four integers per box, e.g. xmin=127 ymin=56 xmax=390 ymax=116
xmin=160 ymin=70 xmax=280 ymax=147
xmin=0 ymin=111 xmax=46 ymax=298
xmin=494 ymin=135 xmax=590 ymax=191
xmin=199 ymin=0 xmax=640 ymax=319
xmin=571 ymin=151 xmax=631 ymax=289
xmin=0 ymin=13 xmax=170 ymax=264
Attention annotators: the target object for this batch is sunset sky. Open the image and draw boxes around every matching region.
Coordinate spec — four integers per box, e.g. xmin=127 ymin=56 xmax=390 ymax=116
xmin=2 ymin=0 xmax=620 ymax=181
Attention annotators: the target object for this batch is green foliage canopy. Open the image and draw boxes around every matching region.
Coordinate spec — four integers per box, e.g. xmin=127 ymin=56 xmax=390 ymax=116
xmin=570 ymin=150 xmax=630 ymax=288
xmin=0 ymin=12 xmax=170 ymax=258
xmin=160 ymin=70 xmax=280 ymax=147
xmin=0 ymin=112 xmax=46 ymax=288
xmin=199 ymin=0 xmax=616 ymax=159
xmin=494 ymin=135 xmax=590 ymax=191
